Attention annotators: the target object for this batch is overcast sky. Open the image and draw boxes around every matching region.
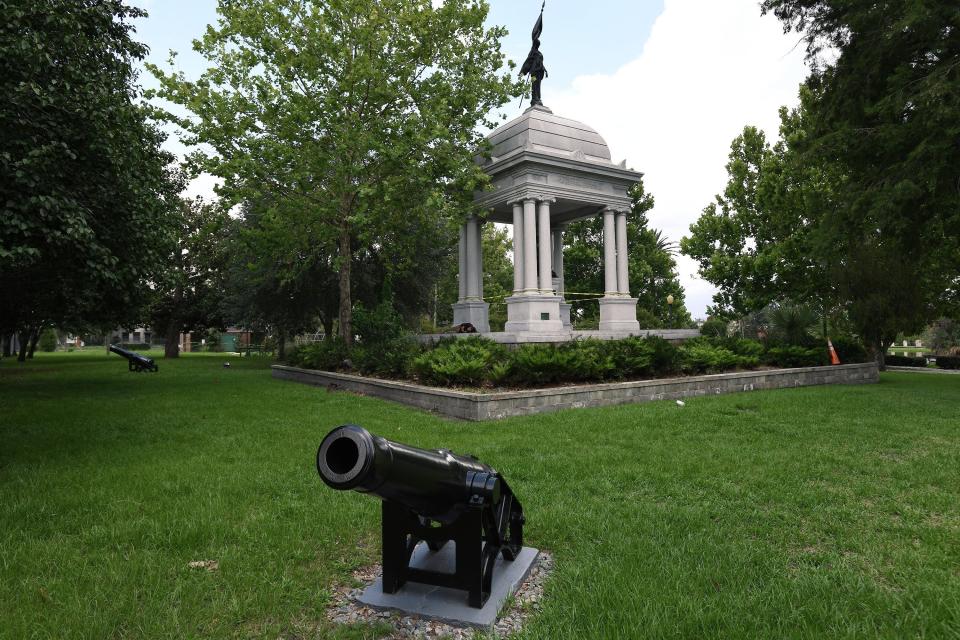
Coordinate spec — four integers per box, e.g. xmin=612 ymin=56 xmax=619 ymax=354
xmin=130 ymin=0 xmax=810 ymax=318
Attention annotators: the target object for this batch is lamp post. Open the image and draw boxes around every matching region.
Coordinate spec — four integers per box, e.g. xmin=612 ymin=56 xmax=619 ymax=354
xmin=666 ymin=294 xmax=674 ymax=329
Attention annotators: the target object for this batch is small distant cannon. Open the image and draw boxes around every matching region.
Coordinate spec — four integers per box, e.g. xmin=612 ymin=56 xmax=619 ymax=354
xmin=109 ymin=344 xmax=158 ymax=373
xmin=316 ymin=425 xmax=525 ymax=608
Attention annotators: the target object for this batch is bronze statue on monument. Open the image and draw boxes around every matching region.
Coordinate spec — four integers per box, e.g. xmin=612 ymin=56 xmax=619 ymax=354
xmin=519 ymin=2 xmax=548 ymax=107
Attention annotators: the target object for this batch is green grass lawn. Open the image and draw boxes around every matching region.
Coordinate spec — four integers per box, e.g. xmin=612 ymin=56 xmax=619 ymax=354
xmin=1 ymin=351 xmax=959 ymax=639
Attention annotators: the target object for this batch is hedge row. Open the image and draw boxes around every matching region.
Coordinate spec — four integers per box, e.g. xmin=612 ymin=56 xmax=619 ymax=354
xmin=936 ymin=355 xmax=960 ymax=370
xmin=289 ymin=335 xmax=868 ymax=389
xmin=886 ymin=354 xmax=927 ymax=367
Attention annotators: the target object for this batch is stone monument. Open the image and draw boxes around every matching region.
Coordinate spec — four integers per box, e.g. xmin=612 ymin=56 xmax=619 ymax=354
xmin=452 ymin=3 xmax=653 ymax=341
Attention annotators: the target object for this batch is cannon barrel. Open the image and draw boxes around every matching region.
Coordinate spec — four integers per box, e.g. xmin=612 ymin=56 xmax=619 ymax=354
xmin=317 ymin=425 xmax=501 ymax=523
xmin=109 ymin=344 xmax=134 ymax=358
xmin=109 ymin=344 xmax=158 ymax=372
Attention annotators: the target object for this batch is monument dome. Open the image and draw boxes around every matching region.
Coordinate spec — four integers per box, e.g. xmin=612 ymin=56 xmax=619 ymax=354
xmin=485 ymin=105 xmax=614 ymax=165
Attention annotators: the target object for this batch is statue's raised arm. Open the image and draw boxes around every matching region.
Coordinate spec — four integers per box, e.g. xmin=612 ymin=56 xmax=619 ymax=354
xmin=518 ymin=3 xmax=547 ymax=107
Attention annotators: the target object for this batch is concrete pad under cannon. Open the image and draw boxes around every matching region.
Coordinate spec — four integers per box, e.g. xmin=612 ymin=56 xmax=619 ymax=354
xmin=357 ymin=544 xmax=540 ymax=629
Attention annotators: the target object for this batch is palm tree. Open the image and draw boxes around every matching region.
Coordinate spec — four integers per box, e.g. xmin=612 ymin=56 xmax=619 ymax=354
xmin=650 ymin=229 xmax=677 ymax=256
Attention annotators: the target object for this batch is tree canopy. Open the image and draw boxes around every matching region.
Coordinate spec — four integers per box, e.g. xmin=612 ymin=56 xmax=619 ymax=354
xmin=684 ymin=1 xmax=959 ymax=364
xmin=1 ymin=0 xmax=178 ymax=359
xmin=149 ymin=0 xmax=520 ymax=344
xmin=681 ymin=90 xmax=841 ymax=320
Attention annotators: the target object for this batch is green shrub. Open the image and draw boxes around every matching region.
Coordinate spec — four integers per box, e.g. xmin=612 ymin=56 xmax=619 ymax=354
xmin=488 ymin=360 xmax=513 ymax=386
xmin=718 ymin=337 xmax=765 ymax=359
xmin=768 ymin=304 xmax=819 ymax=345
xmin=597 ymin=337 xmax=653 ymax=379
xmin=289 ymin=340 xmax=350 ymax=371
xmin=557 ymin=340 xmax=617 ymax=381
xmin=936 ymin=355 xmax=960 ymax=370
xmin=678 ymin=341 xmax=743 ymax=373
xmin=293 ymin=334 xmax=751 ymax=386
xmin=411 ymin=338 xmax=506 ymax=387
xmin=38 ymin=329 xmax=58 ymax=352
xmin=353 ymin=338 xmax=422 ymax=378
xmin=646 ymin=336 xmax=681 ymax=375
xmin=831 ymin=337 xmax=868 ymax=363
xmin=763 ymin=346 xmax=827 ymax=368
xmin=634 ymin=308 xmax=661 ymax=329
xmin=506 ymin=344 xmax=573 ymax=385
xmin=700 ymin=317 xmax=729 ymax=338
xmin=354 ymin=299 xmax=407 ymax=346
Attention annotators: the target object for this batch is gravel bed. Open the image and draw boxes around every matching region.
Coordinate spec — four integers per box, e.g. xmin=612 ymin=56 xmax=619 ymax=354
xmin=326 ymin=551 xmax=554 ymax=638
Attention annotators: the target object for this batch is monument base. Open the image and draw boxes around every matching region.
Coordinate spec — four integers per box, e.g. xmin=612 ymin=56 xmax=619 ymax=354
xmin=452 ymin=300 xmax=490 ymax=334
xmin=504 ymin=294 xmax=565 ymax=333
xmin=559 ymin=302 xmax=572 ymax=329
xmin=357 ymin=543 xmax=540 ymax=629
xmin=598 ymin=297 xmax=641 ymax=333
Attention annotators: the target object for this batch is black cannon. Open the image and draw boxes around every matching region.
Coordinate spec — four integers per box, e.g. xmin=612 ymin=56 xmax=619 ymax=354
xmin=109 ymin=344 xmax=158 ymax=372
xmin=316 ymin=425 xmax=525 ymax=608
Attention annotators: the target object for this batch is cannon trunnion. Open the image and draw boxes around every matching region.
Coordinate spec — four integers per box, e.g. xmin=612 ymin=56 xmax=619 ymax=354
xmin=108 ymin=344 xmax=158 ymax=372
xmin=316 ymin=425 xmax=525 ymax=609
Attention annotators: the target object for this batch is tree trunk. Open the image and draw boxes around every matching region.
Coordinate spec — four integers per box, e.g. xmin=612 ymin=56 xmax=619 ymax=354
xmin=277 ymin=327 xmax=286 ymax=360
xmin=17 ymin=329 xmax=31 ymax=362
xmin=337 ymin=224 xmax=353 ymax=345
xmin=2 ymin=334 xmax=11 ymax=358
xmin=874 ymin=338 xmax=887 ymax=371
xmin=164 ymin=321 xmax=180 ymax=358
xmin=27 ymin=327 xmax=41 ymax=359
xmin=321 ymin=315 xmax=334 ymax=342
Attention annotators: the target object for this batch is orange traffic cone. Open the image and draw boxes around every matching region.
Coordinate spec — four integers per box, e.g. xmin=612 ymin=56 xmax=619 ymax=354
xmin=827 ymin=338 xmax=841 ymax=365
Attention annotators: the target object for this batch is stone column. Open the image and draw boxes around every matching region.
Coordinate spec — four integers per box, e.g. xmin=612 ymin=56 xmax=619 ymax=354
xmin=602 ymin=208 xmax=617 ymax=296
xmin=512 ymin=202 xmax=524 ymax=293
xmin=476 ymin=218 xmax=485 ymax=301
xmin=599 ymin=208 xmax=639 ymax=333
xmin=522 ymin=198 xmax=538 ymax=293
xmin=458 ymin=223 xmax=467 ymax=302
xmin=538 ymin=198 xmax=554 ymax=293
xmin=554 ymin=224 xmax=571 ymax=328
xmin=465 ymin=215 xmax=480 ymax=300
xmin=616 ymin=210 xmax=629 ymax=295
xmin=552 ymin=225 xmax=565 ymax=296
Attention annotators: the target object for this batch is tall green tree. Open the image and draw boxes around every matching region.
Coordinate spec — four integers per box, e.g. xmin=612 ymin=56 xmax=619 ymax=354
xmin=150 ymin=197 xmax=230 ymax=359
xmin=149 ymin=0 xmax=520 ymax=344
xmin=681 ymin=88 xmax=846 ymax=325
xmin=758 ymin=0 xmax=960 ymax=361
xmin=0 ymin=0 xmax=178 ymax=360
xmin=223 ymin=198 xmax=340 ymax=357
xmin=565 ymin=181 xmax=691 ymax=328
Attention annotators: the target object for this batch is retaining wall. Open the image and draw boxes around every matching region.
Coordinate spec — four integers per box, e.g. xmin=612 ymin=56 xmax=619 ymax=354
xmin=272 ymin=362 xmax=879 ymax=421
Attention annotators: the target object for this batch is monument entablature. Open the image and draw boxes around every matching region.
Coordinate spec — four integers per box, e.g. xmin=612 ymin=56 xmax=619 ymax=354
xmin=476 ymin=106 xmax=640 ymax=226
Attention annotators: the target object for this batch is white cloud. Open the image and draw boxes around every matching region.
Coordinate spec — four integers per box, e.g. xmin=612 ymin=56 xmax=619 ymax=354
xmin=547 ymin=0 xmax=809 ymax=318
